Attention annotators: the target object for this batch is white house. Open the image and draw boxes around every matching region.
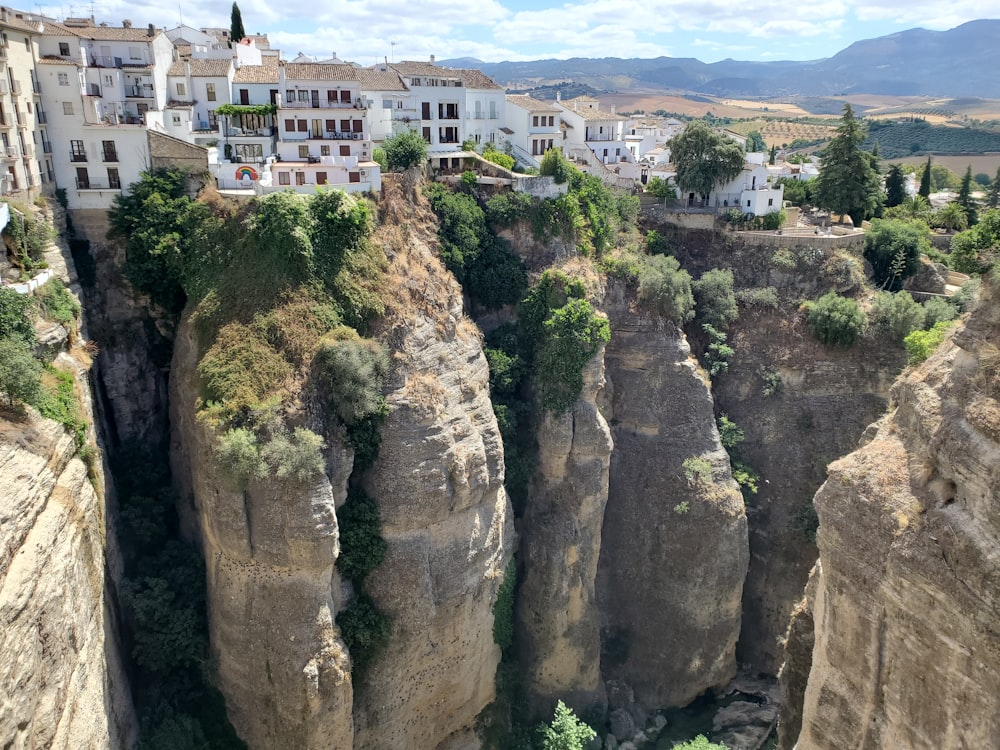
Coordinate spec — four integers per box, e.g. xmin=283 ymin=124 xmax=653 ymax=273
xmin=164 ymin=58 xmax=234 ymax=146
xmin=357 ymin=67 xmax=410 ymax=143
xmin=556 ymin=95 xmax=639 ymax=179
xmin=503 ymin=94 xmax=561 ymax=168
xmin=702 ymin=161 xmax=783 ymax=215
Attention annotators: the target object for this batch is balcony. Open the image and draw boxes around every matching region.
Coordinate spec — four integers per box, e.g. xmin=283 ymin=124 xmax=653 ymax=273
xmin=102 ymin=147 xmax=118 ymax=162
xmin=75 ymin=177 xmax=90 ymax=189
xmin=282 ymin=99 xmax=366 ymax=110
xmin=9 ymin=80 xmax=20 ymax=95
xmin=125 ymin=85 xmax=154 ymax=99
xmin=37 ymin=110 xmax=46 ymax=124
xmin=84 ymin=83 xmax=101 ymax=97
xmin=22 ymin=143 xmax=33 ymax=157
xmin=90 ymin=55 xmax=123 ymax=68
xmin=42 ymin=141 xmax=52 ymax=154
xmin=70 ymin=149 xmax=87 ymax=162
xmin=3 ymin=146 xmax=18 ymax=160
xmin=31 ymin=79 xmax=40 ymax=95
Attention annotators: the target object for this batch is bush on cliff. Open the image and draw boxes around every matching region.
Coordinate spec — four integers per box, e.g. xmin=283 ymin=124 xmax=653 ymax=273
xmin=870 ymin=291 xmax=925 ymax=342
xmin=805 ymin=292 xmax=867 ymax=348
xmin=693 ymin=268 xmax=738 ymax=330
xmin=637 ymin=254 xmax=695 ymax=325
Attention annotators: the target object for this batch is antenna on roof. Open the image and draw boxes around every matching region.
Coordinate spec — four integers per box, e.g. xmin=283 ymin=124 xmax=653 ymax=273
xmin=177 ymin=0 xmax=183 ymax=25
xmin=390 ymin=40 xmax=396 ymax=64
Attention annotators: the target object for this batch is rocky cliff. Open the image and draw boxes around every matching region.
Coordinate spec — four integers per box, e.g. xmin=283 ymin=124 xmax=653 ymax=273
xmin=782 ymin=281 xmax=1000 ymax=748
xmin=596 ymin=281 xmax=749 ymax=710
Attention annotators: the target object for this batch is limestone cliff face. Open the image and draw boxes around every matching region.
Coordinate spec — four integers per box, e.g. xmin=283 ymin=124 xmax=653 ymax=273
xmin=516 ymin=347 xmax=613 ymax=714
xmin=787 ymin=287 xmax=1000 ymax=748
xmin=170 ymin=323 xmax=354 ymax=749
xmin=352 ymin=187 xmax=513 ymax=750
xmin=596 ymin=282 xmax=749 ymax=710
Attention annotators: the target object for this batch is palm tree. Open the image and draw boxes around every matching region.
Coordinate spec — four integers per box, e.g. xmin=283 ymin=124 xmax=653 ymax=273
xmin=934 ymin=202 xmax=968 ymax=233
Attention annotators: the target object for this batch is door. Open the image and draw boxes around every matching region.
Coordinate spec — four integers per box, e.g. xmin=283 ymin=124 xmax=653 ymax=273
xmin=311 ymin=119 xmax=322 ymax=138
xmin=240 ymin=89 xmax=249 ymax=105
xmin=421 ymin=102 xmax=431 ymax=120
xmin=311 ymin=90 xmax=319 ymax=108
xmin=269 ymin=89 xmax=278 ymax=104
xmin=296 ymin=172 xmax=306 ymax=185
xmin=316 ymin=172 xmax=327 ymax=185
xmin=339 ymin=145 xmax=350 ymax=156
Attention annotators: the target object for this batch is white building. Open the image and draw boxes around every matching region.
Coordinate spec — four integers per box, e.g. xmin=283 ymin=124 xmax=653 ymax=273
xmin=357 ymin=67 xmax=410 ymax=143
xmin=164 ymin=57 xmax=234 ymax=146
xmin=0 ymin=8 xmax=48 ymax=197
xmin=503 ymin=94 xmax=561 ymax=168
xmin=704 ymin=161 xmax=783 ymax=215
xmin=556 ymin=95 xmax=639 ymax=179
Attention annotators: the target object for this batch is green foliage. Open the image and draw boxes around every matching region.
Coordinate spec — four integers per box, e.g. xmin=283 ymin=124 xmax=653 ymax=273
xmin=468 ymin=236 xmax=529 ymax=310
xmin=805 ymin=292 xmax=867 ymax=348
xmin=214 ymin=103 xmax=276 ymax=117
xmin=673 ymin=734 xmax=728 ymax=750
xmin=637 ymin=254 xmax=695 ymax=324
xmin=259 ymin=427 xmax=326 ymax=482
xmin=247 ymin=191 xmax=314 ymax=275
xmin=372 ymin=146 xmax=387 ymax=172
xmin=383 ymin=128 xmax=428 ymax=171
xmin=536 ymin=298 xmax=610 ymax=413
xmin=921 ymin=297 xmax=958 ymax=328
xmin=863 ymin=219 xmax=929 ymax=290
xmin=863 ymin=120 xmax=1000 ymax=159
xmin=229 ymin=2 xmax=245 ymax=44
xmin=31 ymin=364 xmax=87 ymax=448
xmin=884 ymin=164 xmax=906 ymax=208
xmin=483 ymin=143 xmax=516 ymax=171
xmin=670 ymin=120 xmax=745 ymax=201
xmin=693 ymin=268 xmax=738 ymax=330
xmin=461 ymin=170 xmax=479 ymax=187
xmin=952 ymin=277 xmax=981 ymax=311
xmin=702 ymin=323 xmax=734 ymax=377
xmin=950 ymin=208 xmax=1000 ymax=274
xmin=745 ymin=130 xmax=766 ymax=152
xmin=957 ymin=165 xmax=979 ymax=226
xmin=673 ymin=501 xmax=690 ymax=514
xmin=216 ymin=428 xmax=266 ymax=487
xmin=314 ymin=335 xmax=389 ymax=424
xmin=336 ymin=593 xmax=391 ymax=676
xmin=735 ymin=286 xmax=779 ymax=309
xmin=646 ymin=176 xmax=677 ymax=203
xmin=0 ymin=336 xmax=42 ymax=407
xmin=793 ymin=500 xmax=820 ymax=543
xmin=683 ymin=456 xmax=713 ymax=486
xmin=918 ymin=156 xmax=932 ymax=198
xmin=121 ymin=566 xmax=203 ymax=675
xmin=870 ymin=291 xmax=926 ymax=342
xmin=760 ymin=366 xmax=783 ymax=397
xmin=717 ymin=415 xmax=744 ymax=451
xmin=345 ymin=397 xmax=388 ymax=473
xmin=539 ymin=148 xmax=572 ymax=184
xmin=988 ymin=167 xmax=1000 ymax=209
xmin=492 ymin=558 xmax=516 ymax=653
xmin=540 ymin=701 xmax=597 ymax=750
xmin=34 ymin=278 xmax=80 ymax=325
xmin=646 ymin=229 xmax=671 ymax=256
xmin=776 ymin=177 xmax=814 ymax=206
xmin=813 ymin=105 xmax=880 ymax=223
xmin=0 ymin=286 xmax=37 ymax=344
xmin=904 ymin=321 xmax=955 ymax=364
xmin=336 ymin=487 xmax=387 ymax=585
xmin=933 ymin=202 xmax=969 ymax=232
xmin=2 ymin=204 xmax=53 ymax=273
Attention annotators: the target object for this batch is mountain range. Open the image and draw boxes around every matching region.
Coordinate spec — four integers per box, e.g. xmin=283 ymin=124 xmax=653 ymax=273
xmin=442 ymin=20 xmax=1000 ymax=99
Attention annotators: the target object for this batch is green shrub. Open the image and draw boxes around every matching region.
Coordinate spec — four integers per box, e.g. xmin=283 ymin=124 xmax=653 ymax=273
xmin=372 ymin=147 xmax=387 ymax=172
xmin=540 ymin=701 xmax=596 ymax=750
xmin=702 ymin=323 xmax=734 ymax=377
xmin=216 ymin=428 xmax=266 ymax=487
xmin=760 ymin=366 xmax=783 ymax=397
xmin=34 ymin=278 xmax=80 ymax=325
xmin=646 ymin=176 xmax=677 ymax=202
xmin=0 ymin=287 xmax=37 ymax=344
xmin=0 ymin=336 xmax=42 ymax=407
xmin=539 ymin=148 xmax=573 ymax=184
xmin=904 ymin=321 xmax=954 ymax=364
xmin=736 ymin=286 xmax=779 ymax=309
xmin=492 ymin=557 xmax=516 ymax=653
xmin=771 ymin=247 xmax=796 ymax=270
xmin=717 ymin=415 xmax=744 ymax=450
xmin=336 ymin=593 xmax=391 ymax=676
xmin=32 ymin=364 xmax=86 ymax=448
xmin=259 ymin=428 xmax=325 ymax=482
xmin=863 ymin=219 xmax=929 ymax=290
xmin=484 ymin=191 xmax=533 ymax=228
xmin=805 ymin=292 xmax=867 ymax=347
xmin=951 ymin=278 xmax=981 ymax=312
xmin=637 ymin=255 xmax=695 ymax=324
xmin=485 ymin=346 xmax=524 ymax=398
xmin=336 ymin=487 xmax=387 ymax=585
xmin=466 ymin=236 xmax=528 ymax=311
xmin=683 ymin=456 xmax=713 ymax=486
xmin=693 ymin=268 xmax=738 ymax=330
xmin=870 ymin=290 xmax=925 ymax=341
xmin=2 ymin=204 xmax=53 ymax=272
xmin=345 ymin=397 xmax=389 ymax=473
xmin=646 ymin=229 xmax=671 ymax=256
xmin=482 ymin=143 xmax=515 ymax=171
xmin=673 ymin=735 xmax=727 ymax=750
xmin=247 ymin=191 xmax=314 ymax=275
xmin=535 ymin=298 xmax=610 ymax=413
xmin=383 ymin=128 xmax=428 ymax=171
xmin=921 ymin=297 xmax=958 ymax=328
xmin=425 ymin=182 xmax=486 ymax=281
xmin=314 ymin=335 xmax=389 ymax=424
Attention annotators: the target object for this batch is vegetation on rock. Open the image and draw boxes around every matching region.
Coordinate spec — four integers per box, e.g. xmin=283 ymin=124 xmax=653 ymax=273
xmin=805 ymin=292 xmax=867 ymax=348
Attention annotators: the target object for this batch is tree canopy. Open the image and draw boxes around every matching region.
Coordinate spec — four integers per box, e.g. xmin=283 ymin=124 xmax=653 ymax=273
xmin=229 ymin=3 xmax=245 ymax=46
xmin=813 ymin=104 xmax=880 ymax=224
xmin=669 ymin=120 xmax=745 ymax=203
xmin=382 ymin=128 xmax=428 ymax=171
xmin=540 ymin=701 xmax=597 ymax=750
xmin=957 ymin=165 xmax=978 ymax=226
xmin=863 ymin=218 xmax=929 ymax=290
xmin=918 ymin=156 xmax=932 ymax=198
xmin=885 ymin=164 xmax=906 ymax=208
xmin=745 ymin=130 xmax=766 ymax=152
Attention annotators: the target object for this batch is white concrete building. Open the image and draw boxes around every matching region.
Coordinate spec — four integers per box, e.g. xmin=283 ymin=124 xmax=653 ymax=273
xmin=705 ymin=161 xmax=783 ymax=215
xmin=0 ymin=8 xmax=48 ymax=197
xmin=556 ymin=95 xmax=638 ymax=177
xmin=503 ymin=94 xmax=560 ymax=168
xmin=357 ymin=67 xmax=410 ymax=143
xmin=164 ymin=57 xmax=234 ymax=146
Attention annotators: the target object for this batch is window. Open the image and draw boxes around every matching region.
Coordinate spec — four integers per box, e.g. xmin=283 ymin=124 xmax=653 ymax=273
xmin=382 ymin=99 xmax=392 ymax=109
xmin=325 ymin=119 xmax=336 ymax=131
xmin=75 ymin=167 xmax=89 ymax=189
xmin=234 ymin=143 xmax=263 ymax=160
xmin=172 ymin=113 xmax=181 ymax=125
xmin=70 ymin=139 xmax=85 ymax=160
xmin=128 ymin=46 xmax=142 ymax=59
xmin=422 ymin=126 xmax=431 ymax=143
xmin=176 ymin=82 xmax=186 ymax=96
xmin=316 ymin=172 xmax=327 ymax=185
xmin=768 ymin=198 xmax=774 ymax=206
xmin=339 ymin=145 xmax=350 ymax=156
xmin=286 ymin=89 xmax=295 ymax=101
xmin=297 ymin=120 xmax=307 ymax=132
xmin=107 ymin=167 xmax=120 ymax=189
xmin=57 ymin=72 xmax=69 ymax=86
xmin=208 ymin=110 xmax=217 ymax=128
xmin=62 ymin=101 xmax=74 ymax=115
xmin=206 ymin=83 xmax=216 ymax=101
xmin=297 ymin=90 xmax=309 ymax=102
xmin=340 ymin=119 xmax=350 ymax=132
xmin=489 ymin=101 xmax=496 ymax=119
xmin=284 ymin=118 xmax=295 ymax=132
xmin=278 ymin=171 xmax=290 ymax=185
xmin=349 ymin=171 xmax=361 ymax=183
xmin=320 ymin=145 xmax=330 ymax=156
xmin=59 ymin=42 xmax=70 ymax=56
xmin=747 ymin=200 xmax=751 ymax=207
xmin=298 ymin=145 xmax=309 ymax=158
xmin=340 ymin=90 xmax=350 ymax=103
xmin=102 ymin=140 xmax=117 ymax=161
xmin=24 ymin=37 xmax=30 ymax=51
xmin=296 ymin=172 xmax=305 ymax=185
xmin=532 ymin=116 xmax=538 ymax=127
xmin=103 ymin=74 xmax=113 ymax=87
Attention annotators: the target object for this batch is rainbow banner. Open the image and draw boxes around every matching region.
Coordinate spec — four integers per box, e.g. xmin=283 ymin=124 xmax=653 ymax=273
xmin=235 ymin=165 xmax=259 ymax=181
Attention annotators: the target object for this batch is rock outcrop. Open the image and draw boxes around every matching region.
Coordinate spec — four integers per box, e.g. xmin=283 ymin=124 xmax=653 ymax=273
xmin=597 ymin=283 xmax=749 ymax=709
xmin=516 ymin=347 xmax=613 ymax=714
xmin=786 ymin=285 xmax=1000 ymax=748
xmin=353 ymin=184 xmax=513 ymax=749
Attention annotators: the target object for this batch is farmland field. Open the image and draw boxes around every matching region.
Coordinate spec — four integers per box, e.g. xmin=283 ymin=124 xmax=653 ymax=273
xmin=885 ymin=153 xmax=1000 ymax=178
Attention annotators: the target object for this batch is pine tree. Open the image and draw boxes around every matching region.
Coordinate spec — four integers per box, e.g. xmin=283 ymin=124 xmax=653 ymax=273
xmin=918 ymin=156 xmax=932 ymax=198
xmin=813 ymin=104 xmax=880 ymax=225
xmin=885 ymin=164 xmax=906 ymax=208
xmin=229 ymin=3 xmax=245 ymax=47
xmin=957 ymin=165 xmax=978 ymax=225
xmin=988 ymin=166 xmax=1000 ymax=209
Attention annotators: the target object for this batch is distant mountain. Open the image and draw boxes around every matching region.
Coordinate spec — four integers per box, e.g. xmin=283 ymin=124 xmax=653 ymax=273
xmin=441 ymin=20 xmax=1000 ymax=98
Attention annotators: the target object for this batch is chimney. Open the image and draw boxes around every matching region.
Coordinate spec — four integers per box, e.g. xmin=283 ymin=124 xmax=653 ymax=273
xmin=556 ymin=90 xmax=561 ymax=101
xmin=429 ymin=54 xmax=435 ymax=65
xmin=122 ymin=19 xmax=131 ymax=27
xmin=147 ymin=23 xmax=155 ymax=37
xmin=610 ymin=104 xmax=615 ymax=114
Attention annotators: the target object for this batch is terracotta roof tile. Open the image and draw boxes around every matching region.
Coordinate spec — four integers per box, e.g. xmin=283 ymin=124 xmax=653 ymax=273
xmin=283 ymin=63 xmax=358 ymax=82
xmin=357 ymin=68 xmax=407 ymax=91
xmin=505 ymin=94 xmax=559 ymax=113
xmin=233 ymin=61 xmax=279 ymax=84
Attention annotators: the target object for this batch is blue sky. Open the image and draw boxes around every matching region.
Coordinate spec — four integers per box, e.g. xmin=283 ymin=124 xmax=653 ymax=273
xmin=33 ymin=0 xmax=998 ymax=65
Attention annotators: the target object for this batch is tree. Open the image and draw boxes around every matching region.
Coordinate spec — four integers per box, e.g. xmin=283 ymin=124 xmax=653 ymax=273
xmin=863 ymin=218 xmax=929 ymax=290
xmin=745 ymin=130 xmax=766 ymax=152
xmin=0 ymin=287 xmax=37 ymax=344
xmin=934 ymin=202 xmax=968 ymax=233
xmin=812 ymin=104 xmax=880 ymax=224
xmin=669 ymin=120 xmax=745 ymax=205
xmin=229 ymin=3 xmax=245 ymax=46
xmin=805 ymin=292 xmax=867 ymax=348
xmin=950 ymin=208 xmax=1000 ymax=273
xmin=918 ymin=156 xmax=932 ymax=198
xmin=673 ymin=737 xmax=728 ymax=750
xmin=957 ymin=165 xmax=978 ymax=226
xmin=540 ymin=701 xmax=596 ymax=750
xmin=382 ymin=128 xmax=427 ymax=171
xmin=539 ymin=148 xmax=573 ymax=184
xmin=987 ymin=166 xmax=1000 ymax=209
xmin=769 ymin=144 xmax=777 ymax=165
xmin=0 ymin=336 xmax=42 ymax=407
xmin=885 ymin=164 xmax=906 ymax=208
xmin=693 ymin=268 xmax=738 ymax=330
xmin=646 ymin=176 xmax=677 ymax=202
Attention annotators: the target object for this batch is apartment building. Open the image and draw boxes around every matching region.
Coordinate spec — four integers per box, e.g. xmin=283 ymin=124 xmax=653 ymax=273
xmin=0 ymin=8 xmax=47 ymax=197
xmin=503 ymin=94 xmax=561 ymax=168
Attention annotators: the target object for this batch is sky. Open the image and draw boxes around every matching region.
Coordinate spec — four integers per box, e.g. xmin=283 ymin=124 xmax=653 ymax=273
xmin=27 ymin=0 xmax=1000 ymax=65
